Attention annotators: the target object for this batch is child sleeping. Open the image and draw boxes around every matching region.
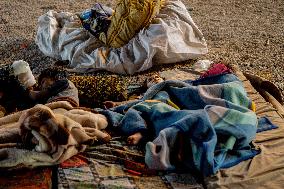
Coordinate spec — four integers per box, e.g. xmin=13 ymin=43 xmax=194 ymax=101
xmin=0 ymin=61 xmax=79 ymax=115
xmin=103 ymin=74 xmax=166 ymax=145
xmin=29 ymin=68 xmax=79 ymax=107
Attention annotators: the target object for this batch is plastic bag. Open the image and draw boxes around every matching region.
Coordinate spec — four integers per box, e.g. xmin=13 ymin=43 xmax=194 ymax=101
xmin=192 ymin=60 xmax=213 ymax=72
xmin=79 ymin=3 xmax=112 ymax=38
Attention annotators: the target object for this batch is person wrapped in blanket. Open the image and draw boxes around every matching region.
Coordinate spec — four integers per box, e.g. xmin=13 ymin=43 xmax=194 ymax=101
xmin=106 ymin=63 xmax=234 ymax=145
xmin=102 ymin=63 xmax=259 ymax=176
xmin=103 ymin=74 xmax=165 ymax=144
xmin=29 ymin=68 xmax=79 ymax=107
xmin=0 ymin=61 xmax=79 ymax=115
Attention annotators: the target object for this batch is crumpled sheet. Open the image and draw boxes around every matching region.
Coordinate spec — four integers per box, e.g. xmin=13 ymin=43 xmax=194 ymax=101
xmin=36 ymin=0 xmax=208 ymax=74
xmin=0 ymin=101 xmax=108 ymax=168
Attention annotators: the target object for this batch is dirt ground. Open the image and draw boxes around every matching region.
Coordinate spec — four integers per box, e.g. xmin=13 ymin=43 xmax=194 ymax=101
xmin=0 ymin=0 xmax=283 ymax=92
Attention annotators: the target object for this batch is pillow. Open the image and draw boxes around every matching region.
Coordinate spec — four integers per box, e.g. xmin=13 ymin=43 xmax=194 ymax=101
xmin=100 ymin=0 xmax=164 ymax=48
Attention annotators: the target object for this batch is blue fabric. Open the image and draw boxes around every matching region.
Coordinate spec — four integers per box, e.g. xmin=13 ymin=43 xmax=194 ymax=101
xmin=98 ymin=74 xmax=277 ymax=176
xmin=185 ymin=73 xmax=240 ymax=86
xmin=257 ymin=117 xmax=278 ymax=133
xmin=79 ymin=3 xmax=112 ymax=38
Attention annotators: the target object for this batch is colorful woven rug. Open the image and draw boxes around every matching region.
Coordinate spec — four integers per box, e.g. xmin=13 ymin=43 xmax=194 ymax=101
xmin=57 ymin=137 xmax=203 ymax=189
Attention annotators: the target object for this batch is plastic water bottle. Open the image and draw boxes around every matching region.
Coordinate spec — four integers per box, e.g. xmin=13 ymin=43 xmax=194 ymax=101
xmin=12 ymin=60 xmax=36 ymax=89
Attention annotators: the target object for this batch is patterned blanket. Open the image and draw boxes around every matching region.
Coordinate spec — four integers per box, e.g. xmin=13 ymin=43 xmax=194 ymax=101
xmin=99 ymin=74 xmax=259 ymax=176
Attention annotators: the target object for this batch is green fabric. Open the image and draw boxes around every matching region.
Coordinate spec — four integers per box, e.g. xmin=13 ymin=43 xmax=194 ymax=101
xmin=223 ymin=81 xmax=251 ymax=108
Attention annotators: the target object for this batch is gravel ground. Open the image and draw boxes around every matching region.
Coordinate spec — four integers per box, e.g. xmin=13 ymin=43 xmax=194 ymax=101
xmin=0 ymin=0 xmax=283 ymax=92
xmin=190 ymin=0 xmax=284 ymax=92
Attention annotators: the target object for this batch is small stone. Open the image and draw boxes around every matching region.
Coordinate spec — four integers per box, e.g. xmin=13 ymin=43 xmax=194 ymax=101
xmin=265 ymin=39 xmax=270 ymax=46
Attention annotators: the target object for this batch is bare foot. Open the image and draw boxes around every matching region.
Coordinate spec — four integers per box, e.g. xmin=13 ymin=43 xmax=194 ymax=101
xmin=127 ymin=132 xmax=143 ymax=145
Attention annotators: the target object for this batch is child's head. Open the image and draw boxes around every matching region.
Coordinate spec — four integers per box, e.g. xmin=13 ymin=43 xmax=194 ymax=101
xmin=38 ymin=68 xmax=68 ymax=90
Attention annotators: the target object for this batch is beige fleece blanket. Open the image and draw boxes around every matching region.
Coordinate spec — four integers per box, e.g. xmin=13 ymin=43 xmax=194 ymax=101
xmin=0 ymin=101 xmax=109 ymax=168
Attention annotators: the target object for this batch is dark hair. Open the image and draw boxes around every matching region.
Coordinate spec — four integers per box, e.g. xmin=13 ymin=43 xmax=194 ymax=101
xmin=38 ymin=68 xmax=68 ymax=85
xmin=0 ymin=65 xmax=33 ymax=113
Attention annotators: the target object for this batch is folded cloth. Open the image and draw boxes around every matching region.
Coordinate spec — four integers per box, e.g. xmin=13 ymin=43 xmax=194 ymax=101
xmin=257 ymin=117 xmax=278 ymax=133
xmin=200 ymin=63 xmax=232 ymax=79
xmin=0 ymin=101 xmax=109 ymax=168
xmin=99 ymin=74 xmax=260 ymax=176
xmin=36 ymin=0 xmax=207 ymax=74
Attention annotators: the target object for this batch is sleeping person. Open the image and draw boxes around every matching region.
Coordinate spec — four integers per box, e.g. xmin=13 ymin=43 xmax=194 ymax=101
xmin=0 ymin=62 xmax=79 ymax=115
xmin=29 ymin=68 xmax=79 ymax=107
xmin=124 ymin=91 xmax=180 ymax=146
xmin=102 ymin=74 xmax=166 ymax=145
xmin=24 ymin=67 xmax=111 ymax=148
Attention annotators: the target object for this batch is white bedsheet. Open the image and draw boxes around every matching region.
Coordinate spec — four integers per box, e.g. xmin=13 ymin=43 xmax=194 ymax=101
xmin=36 ymin=0 xmax=208 ymax=74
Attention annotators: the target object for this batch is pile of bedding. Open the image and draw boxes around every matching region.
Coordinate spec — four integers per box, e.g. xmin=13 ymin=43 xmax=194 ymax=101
xmin=0 ymin=101 xmax=109 ymax=168
xmin=0 ymin=65 xmax=282 ymax=188
xmin=36 ymin=0 xmax=207 ymax=74
xmin=1 ymin=0 xmax=283 ymax=187
xmin=55 ymin=69 xmax=282 ymax=189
